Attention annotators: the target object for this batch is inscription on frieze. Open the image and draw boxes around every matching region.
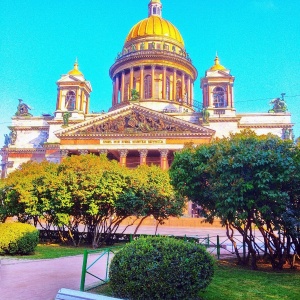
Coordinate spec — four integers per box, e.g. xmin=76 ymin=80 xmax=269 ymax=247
xmin=101 ymin=139 xmax=165 ymax=145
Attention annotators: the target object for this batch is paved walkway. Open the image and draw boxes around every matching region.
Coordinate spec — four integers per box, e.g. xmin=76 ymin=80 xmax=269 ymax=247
xmin=0 ymin=225 xmax=229 ymax=300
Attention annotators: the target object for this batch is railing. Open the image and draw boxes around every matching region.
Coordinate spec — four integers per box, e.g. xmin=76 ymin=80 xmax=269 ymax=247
xmin=80 ymin=247 xmax=123 ymax=292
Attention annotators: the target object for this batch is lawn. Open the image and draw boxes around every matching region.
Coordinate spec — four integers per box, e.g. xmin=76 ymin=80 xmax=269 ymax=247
xmin=92 ymin=259 xmax=300 ymax=300
xmin=1 ymin=243 xmax=111 ymax=259
xmin=200 ymin=259 xmax=300 ymax=300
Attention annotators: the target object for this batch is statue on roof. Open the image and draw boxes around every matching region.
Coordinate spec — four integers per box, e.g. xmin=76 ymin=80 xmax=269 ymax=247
xmin=15 ymin=99 xmax=32 ymax=116
xmin=268 ymin=93 xmax=287 ymax=113
xmin=201 ymin=107 xmax=210 ymax=124
xmin=63 ymin=112 xmax=71 ymax=126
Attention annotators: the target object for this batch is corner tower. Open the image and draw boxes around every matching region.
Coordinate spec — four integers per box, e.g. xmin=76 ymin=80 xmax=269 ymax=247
xmin=55 ymin=60 xmax=92 ymax=120
xmin=109 ymin=0 xmax=197 ymax=113
xmin=201 ymin=55 xmax=235 ymax=117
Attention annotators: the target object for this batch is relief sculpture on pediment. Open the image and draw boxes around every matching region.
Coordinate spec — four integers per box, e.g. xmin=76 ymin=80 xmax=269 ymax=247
xmin=79 ymin=111 xmax=186 ymax=134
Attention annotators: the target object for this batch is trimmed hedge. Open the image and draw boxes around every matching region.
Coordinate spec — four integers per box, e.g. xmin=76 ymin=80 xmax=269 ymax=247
xmin=109 ymin=236 xmax=214 ymax=300
xmin=0 ymin=222 xmax=39 ymax=255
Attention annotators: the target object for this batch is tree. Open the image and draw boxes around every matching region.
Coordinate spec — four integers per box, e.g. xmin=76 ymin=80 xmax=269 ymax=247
xmin=0 ymin=160 xmax=58 ymax=225
xmin=1 ymin=154 xmax=184 ymax=247
xmin=119 ymin=165 xmax=185 ymax=234
xmin=170 ymin=130 xmax=300 ymax=269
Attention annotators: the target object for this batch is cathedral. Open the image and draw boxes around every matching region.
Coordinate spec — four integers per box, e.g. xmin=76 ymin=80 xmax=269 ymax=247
xmin=0 ymin=0 xmax=293 ymax=179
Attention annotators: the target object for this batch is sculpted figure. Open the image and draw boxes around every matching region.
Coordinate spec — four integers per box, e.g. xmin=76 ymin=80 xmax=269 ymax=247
xmin=63 ymin=112 xmax=71 ymax=126
xmin=15 ymin=99 xmax=32 ymax=116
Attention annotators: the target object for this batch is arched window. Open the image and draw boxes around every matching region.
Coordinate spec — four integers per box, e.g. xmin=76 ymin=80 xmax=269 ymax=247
xmin=213 ymin=87 xmax=226 ymax=108
xmin=153 ymin=7 xmax=156 ymax=14
xmin=65 ymin=91 xmax=75 ymax=111
xmin=144 ymin=75 xmax=152 ymax=98
xmin=166 ymin=76 xmax=170 ymax=100
xmin=176 ymin=80 xmax=182 ymax=101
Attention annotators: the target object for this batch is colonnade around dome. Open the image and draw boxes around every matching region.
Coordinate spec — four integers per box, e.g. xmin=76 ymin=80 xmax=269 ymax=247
xmin=111 ymin=64 xmax=195 ymax=112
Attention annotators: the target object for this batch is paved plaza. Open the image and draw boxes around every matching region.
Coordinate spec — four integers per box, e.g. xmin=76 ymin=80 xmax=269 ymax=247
xmin=1 ymin=225 xmax=230 ymax=300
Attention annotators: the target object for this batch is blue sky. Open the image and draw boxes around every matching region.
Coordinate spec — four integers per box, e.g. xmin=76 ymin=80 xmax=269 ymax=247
xmin=1 ymin=0 xmax=300 ymax=145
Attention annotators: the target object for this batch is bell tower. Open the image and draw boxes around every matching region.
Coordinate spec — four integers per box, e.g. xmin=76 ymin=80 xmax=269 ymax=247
xmin=201 ymin=55 xmax=235 ymax=117
xmin=55 ymin=60 xmax=92 ymax=120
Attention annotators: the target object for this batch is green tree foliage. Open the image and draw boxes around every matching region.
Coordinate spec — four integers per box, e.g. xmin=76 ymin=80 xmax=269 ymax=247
xmin=109 ymin=236 xmax=214 ymax=300
xmin=170 ymin=130 xmax=300 ymax=269
xmin=119 ymin=164 xmax=184 ymax=234
xmin=0 ymin=222 xmax=39 ymax=255
xmin=0 ymin=155 xmax=183 ymax=247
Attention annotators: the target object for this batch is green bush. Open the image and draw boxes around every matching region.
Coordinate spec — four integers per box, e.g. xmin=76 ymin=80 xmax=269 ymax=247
xmin=109 ymin=236 xmax=214 ymax=300
xmin=0 ymin=222 xmax=39 ymax=255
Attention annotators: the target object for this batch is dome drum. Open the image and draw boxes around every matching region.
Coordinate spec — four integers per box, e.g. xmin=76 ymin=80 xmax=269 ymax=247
xmin=110 ymin=63 xmax=196 ymax=112
xmin=110 ymin=50 xmax=197 ymax=80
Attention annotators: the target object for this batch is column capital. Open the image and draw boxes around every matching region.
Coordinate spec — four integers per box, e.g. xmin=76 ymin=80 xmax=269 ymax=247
xmin=139 ymin=149 xmax=148 ymax=158
xmin=99 ymin=149 xmax=108 ymax=155
xmin=60 ymin=149 xmax=69 ymax=157
xmin=78 ymin=149 xmax=89 ymax=155
xmin=119 ymin=149 xmax=128 ymax=157
xmin=159 ymin=149 xmax=169 ymax=157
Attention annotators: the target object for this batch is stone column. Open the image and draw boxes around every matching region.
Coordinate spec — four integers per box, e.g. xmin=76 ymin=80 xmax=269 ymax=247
xmin=112 ymin=80 xmax=116 ymax=105
xmin=129 ymin=67 xmax=134 ymax=96
xmin=159 ymin=149 xmax=169 ymax=170
xmin=115 ymin=75 xmax=120 ymax=104
xmin=60 ymin=149 xmax=69 ymax=161
xmin=191 ymin=82 xmax=194 ymax=107
xmin=140 ymin=66 xmax=144 ymax=99
xmin=151 ymin=65 xmax=155 ymax=99
xmin=139 ymin=149 xmax=148 ymax=165
xmin=119 ymin=149 xmax=128 ymax=167
xmin=121 ymin=71 xmax=125 ymax=103
xmin=57 ymin=87 xmax=62 ymax=110
xmin=181 ymin=73 xmax=185 ymax=102
xmin=86 ymin=93 xmax=90 ymax=114
xmin=75 ymin=87 xmax=79 ymax=110
xmin=230 ymin=83 xmax=234 ymax=108
xmin=187 ymin=76 xmax=191 ymax=105
xmin=173 ymin=69 xmax=177 ymax=101
xmin=162 ymin=66 xmax=167 ymax=99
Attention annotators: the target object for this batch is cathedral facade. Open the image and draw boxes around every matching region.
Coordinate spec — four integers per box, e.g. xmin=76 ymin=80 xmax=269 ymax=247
xmin=0 ymin=0 xmax=293 ymax=178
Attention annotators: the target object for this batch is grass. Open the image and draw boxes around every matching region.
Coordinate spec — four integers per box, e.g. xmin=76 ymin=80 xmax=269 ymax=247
xmin=91 ymin=259 xmax=300 ymax=300
xmin=1 ymin=243 xmax=119 ymax=259
xmin=199 ymin=259 xmax=300 ymax=300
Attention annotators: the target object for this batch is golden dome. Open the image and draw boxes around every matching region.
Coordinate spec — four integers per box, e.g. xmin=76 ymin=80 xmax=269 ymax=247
xmin=210 ymin=55 xmax=226 ymax=71
xmin=125 ymin=15 xmax=184 ymax=46
xmin=68 ymin=59 xmax=83 ymax=76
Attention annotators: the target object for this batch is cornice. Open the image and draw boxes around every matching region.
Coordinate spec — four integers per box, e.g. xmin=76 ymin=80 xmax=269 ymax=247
xmin=59 ymin=131 xmax=213 ymax=140
xmin=8 ymin=126 xmax=49 ymax=131
xmin=43 ymin=143 xmax=61 ymax=149
xmin=206 ymin=117 xmax=241 ymax=123
xmin=47 ymin=119 xmax=82 ymax=125
xmin=5 ymin=148 xmax=46 ymax=153
xmin=238 ymin=123 xmax=293 ymax=129
xmin=109 ymin=50 xmax=197 ymax=79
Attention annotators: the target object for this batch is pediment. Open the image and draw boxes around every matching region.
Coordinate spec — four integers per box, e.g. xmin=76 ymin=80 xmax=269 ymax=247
xmin=56 ymin=104 xmax=215 ymax=138
xmin=206 ymin=69 xmax=232 ymax=78
xmin=57 ymin=74 xmax=85 ymax=83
